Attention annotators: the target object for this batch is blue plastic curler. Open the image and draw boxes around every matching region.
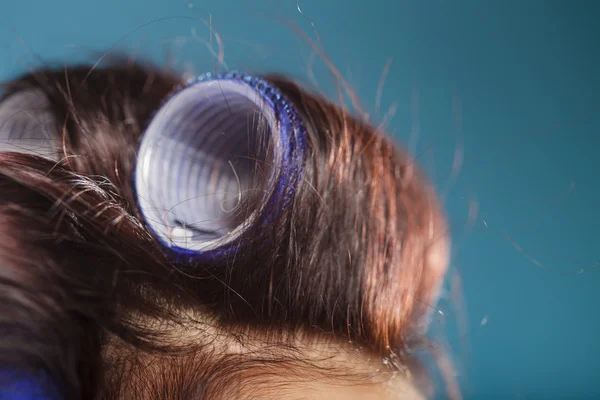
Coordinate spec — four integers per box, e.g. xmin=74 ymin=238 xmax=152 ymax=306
xmin=0 ymin=370 xmax=59 ymax=400
xmin=135 ymin=72 xmax=307 ymax=261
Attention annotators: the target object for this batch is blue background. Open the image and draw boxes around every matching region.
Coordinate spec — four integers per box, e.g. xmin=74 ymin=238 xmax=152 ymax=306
xmin=1 ymin=1 xmax=598 ymax=398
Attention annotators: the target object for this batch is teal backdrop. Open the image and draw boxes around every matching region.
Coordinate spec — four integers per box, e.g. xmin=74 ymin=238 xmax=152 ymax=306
xmin=1 ymin=1 xmax=598 ymax=399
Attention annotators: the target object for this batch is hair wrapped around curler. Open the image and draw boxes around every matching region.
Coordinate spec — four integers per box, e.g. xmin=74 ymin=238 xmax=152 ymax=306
xmin=0 ymin=61 xmax=451 ymax=399
xmin=135 ymin=72 xmax=306 ymax=260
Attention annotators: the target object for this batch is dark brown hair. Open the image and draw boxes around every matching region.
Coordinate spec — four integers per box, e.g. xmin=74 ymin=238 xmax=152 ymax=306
xmin=0 ymin=59 xmax=450 ymax=399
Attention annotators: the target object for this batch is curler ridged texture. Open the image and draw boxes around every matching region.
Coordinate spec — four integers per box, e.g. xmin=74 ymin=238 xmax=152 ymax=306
xmin=135 ymin=72 xmax=307 ymax=260
xmin=0 ymin=89 xmax=58 ymax=160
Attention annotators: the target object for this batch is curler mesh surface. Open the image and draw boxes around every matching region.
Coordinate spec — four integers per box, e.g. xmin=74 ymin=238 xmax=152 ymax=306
xmin=136 ymin=79 xmax=278 ymax=252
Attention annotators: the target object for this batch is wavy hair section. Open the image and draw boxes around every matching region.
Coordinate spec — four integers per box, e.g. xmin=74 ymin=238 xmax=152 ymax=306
xmin=0 ymin=61 xmax=451 ymax=399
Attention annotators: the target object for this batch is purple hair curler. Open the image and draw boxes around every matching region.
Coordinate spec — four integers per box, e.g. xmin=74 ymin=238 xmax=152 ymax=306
xmin=134 ymin=72 xmax=307 ymax=261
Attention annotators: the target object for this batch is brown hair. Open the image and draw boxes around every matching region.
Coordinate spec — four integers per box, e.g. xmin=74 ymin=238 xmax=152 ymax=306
xmin=0 ymin=59 xmax=450 ymax=399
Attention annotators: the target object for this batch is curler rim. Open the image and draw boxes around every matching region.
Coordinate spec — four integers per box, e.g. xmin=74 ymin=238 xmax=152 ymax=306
xmin=134 ymin=71 xmax=307 ymax=262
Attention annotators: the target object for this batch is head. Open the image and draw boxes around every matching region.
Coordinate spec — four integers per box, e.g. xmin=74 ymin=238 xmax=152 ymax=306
xmin=0 ymin=59 xmax=450 ymax=399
